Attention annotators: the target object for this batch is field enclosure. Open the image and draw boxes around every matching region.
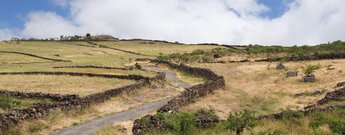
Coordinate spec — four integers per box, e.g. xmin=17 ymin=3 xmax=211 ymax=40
xmin=182 ymin=59 xmax=345 ymax=118
xmin=0 ymin=40 xmax=218 ymax=134
xmin=1 ymin=40 xmax=345 ymax=135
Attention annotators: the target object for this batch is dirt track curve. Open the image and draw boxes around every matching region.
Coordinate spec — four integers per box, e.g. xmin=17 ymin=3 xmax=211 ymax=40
xmin=53 ymin=64 xmax=192 ymax=135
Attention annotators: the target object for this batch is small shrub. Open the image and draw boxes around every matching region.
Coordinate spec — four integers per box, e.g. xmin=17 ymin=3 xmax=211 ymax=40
xmin=302 ymin=64 xmax=321 ymax=77
xmin=135 ymin=63 xmax=142 ymax=70
xmin=258 ymin=129 xmax=285 ymax=135
xmin=225 ymin=110 xmax=257 ymax=135
xmin=157 ymin=112 xmax=196 ymax=134
xmin=328 ymin=119 xmax=345 ymax=134
xmin=281 ymin=108 xmax=303 ymax=120
xmin=195 ymin=107 xmax=220 ymax=128
xmin=195 ymin=107 xmax=218 ymax=120
xmin=309 ymin=119 xmax=324 ymax=134
xmin=72 ymin=121 xmax=80 ymax=126
xmin=28 ymin=121 xmax=48 ymax=133
xmin=177 ymin=112 xmax=196 ymax=134
xmin=138 ymin=117 xmax=151 ymax=127
xmin=0 ymin=96 xmax=22 ymax=111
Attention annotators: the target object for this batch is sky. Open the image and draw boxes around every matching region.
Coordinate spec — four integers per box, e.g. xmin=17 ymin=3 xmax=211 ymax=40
xmin=0 ymin=0 xmax=344 ymax=45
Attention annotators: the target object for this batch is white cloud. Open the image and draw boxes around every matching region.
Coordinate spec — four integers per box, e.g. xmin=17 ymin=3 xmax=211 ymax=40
xmin=22 ymin=12 xmax=78 ymax=38
xmin=0 ymin=28 xmax=16 ymax=40
xmin=2 ymin=0 xmax=345 ymax=45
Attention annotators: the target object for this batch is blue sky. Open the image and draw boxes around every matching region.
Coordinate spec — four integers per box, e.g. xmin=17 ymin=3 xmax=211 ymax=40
xmin=258 ymin=0 xmax=290 ymax=18
xmin=0 ymin=0 xmax=287 ymax=29
xmin=0 ymin=0 xmax=67 ymax=28
xmin=0 ymin=0 xmax=344 ymax=45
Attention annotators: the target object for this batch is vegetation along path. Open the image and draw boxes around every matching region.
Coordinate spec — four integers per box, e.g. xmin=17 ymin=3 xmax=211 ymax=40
xmin=53 ymin=64 xmax=192 ymax=135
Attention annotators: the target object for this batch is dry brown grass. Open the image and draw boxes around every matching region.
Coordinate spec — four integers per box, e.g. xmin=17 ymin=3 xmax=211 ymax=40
xmin=0 ymin=53 xmax=50 ymax=64
xmin=93 ymin=121 xmax=133 ymax=135
xmin=181 ymin=59 xmax=345 ymax=118
xmin=0 ymin=75 xmax=135 ymax=96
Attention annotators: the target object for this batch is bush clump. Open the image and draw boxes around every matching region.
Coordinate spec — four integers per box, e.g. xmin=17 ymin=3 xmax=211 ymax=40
xmin=135 ymin=63 xmax=142 ymax=70
xmin=302 ymin=64 xmax=321 ymax=77
xmin=195 ymin=107 xmax=220 ymax=128
xmin=0 ymin=95 xmax=22 ymax=111
xmin=309 ymin=111 xmax=345 ymax=135
xmin=281 ymin=108 xmax=304 ymax=120
xmin=328 ymin=119 xmax=345 ymax=134
xmin=225 ymin=110 xmax=257 ymax=135
xmin=157 ymin=111 xmax=196 ymax=135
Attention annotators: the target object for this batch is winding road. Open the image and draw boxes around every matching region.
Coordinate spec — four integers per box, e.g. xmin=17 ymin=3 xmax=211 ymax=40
xmin=53 ymin=64 xmax=191 ymax=135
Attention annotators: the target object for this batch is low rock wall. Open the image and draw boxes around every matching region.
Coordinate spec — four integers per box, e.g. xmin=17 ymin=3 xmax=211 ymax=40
xmin=0 ymin=51 xmax=71 ymax=62
xmin=255 ymin=52 xmax=345 ymax=62
xmin=132 ymin=60 xmax=225 ymax=134
xmin=0 ymin=72 xmax=151 ymax=81
xmin=0 ymin=90 xmax=79 ymax=102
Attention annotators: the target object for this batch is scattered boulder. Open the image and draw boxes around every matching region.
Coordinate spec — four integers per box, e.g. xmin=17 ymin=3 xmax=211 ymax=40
xmin=125 ymin=66 xmax=134 ymax=70
xmin=327 ymin=67 xmax=335 ymax=70
xmin=302 ymin=75 xmax=316 ymax=82
xmin=276 ymin=63 xmax=285 ymax=69
xmin=287 ymin=71 xmax=298 ymax=77
xmin=336 ymin=81 xmax=345 ymax=88
xmin=118 ymin=127 xmax=127 ymax=133
xmin=326 ymin=64 xmax=335 ymax=70
xmin=312 ymin=90 xmax=322 ymax=95
xmin=213 ymin=54 xmax=221 ymax=59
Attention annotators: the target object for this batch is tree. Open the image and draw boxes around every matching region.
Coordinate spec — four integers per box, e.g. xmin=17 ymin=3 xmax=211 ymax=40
xmin=86 ymin=33 xmax=91 ymax=38
xmin=226 ymin=110 xmax=257 ymax=135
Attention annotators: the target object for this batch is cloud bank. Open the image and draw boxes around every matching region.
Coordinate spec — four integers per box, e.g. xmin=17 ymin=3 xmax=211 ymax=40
xmin=1 ymin=0 xmax=345 ymax=45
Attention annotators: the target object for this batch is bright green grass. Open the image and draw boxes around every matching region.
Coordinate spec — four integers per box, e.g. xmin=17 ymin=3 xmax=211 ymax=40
xmin=0 ymin=95 xmax=53 ymax=111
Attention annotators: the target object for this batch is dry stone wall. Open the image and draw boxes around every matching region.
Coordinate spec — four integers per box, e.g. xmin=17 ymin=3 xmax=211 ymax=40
xmin=317 ymin=87 xmax=345 ymax=105
xmin=132 ymin=60 xmax=225 ymax=135
xmin=133 ymin=60 xmax=345 ymax=135
xmin=52 ymin=65 xmax=128 ymax=70
xmin=260 ymin=81 xmax=345 ymax=120
xmin=0 ymin=72 xmax=152 ymax=81
xmin=0 ymin=90 xmax=79 ymax=102
xmin=258 ymin=104 xmax=345 ymax=120
xmin=255 ymin=52 xmax=345 ymax=62
xmin=87 ymin=41 xmax=152 ymax=56
xmin=0 ymin=51 xmax=71 ymax=62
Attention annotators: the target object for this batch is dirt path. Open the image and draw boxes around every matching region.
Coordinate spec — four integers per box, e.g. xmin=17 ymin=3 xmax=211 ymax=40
xmin=53 ymin=64 xmax=191 ymax=135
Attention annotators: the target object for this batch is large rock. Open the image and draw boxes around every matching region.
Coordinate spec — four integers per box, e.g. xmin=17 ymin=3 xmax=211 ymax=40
xmin=287 ymin=71 xmax=298 ymax=77
xmin=276 ymin=63 xmax=285 ymax=69
xmin=302 ymin=75 xmax=316 ymax=82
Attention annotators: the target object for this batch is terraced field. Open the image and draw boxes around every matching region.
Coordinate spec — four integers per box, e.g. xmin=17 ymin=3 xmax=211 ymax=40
xmin=1 ymin=40 xmax=344 ymax=135
xmin=0 ymin=40 xmax=212 ymax=135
